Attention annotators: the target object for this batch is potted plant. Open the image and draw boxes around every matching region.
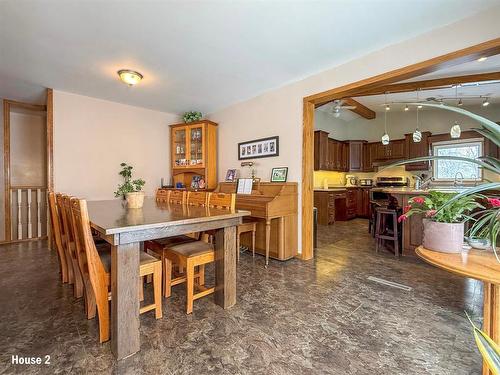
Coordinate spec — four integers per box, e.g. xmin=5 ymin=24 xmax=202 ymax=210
xmin=399 ymin=191 xmax=483 ymax=253
xmin=114 ymin=162 xmax=146 ymax=208
xmin=183 ymin=111 xmax=202 ymax=123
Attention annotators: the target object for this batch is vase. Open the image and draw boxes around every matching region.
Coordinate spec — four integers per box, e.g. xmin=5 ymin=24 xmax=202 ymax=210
xmin=125 ymin=192 xmax=145 ymax=209
xmin=422 ymin=219 xmax=465 ymax=253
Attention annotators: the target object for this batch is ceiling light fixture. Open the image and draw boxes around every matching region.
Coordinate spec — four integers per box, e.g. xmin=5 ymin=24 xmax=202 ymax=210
xmin=482 ymin=97 xmax=490 ymax=107
xmin=333 ymin=108 xmax=341 ymax=118
xmin=404 ymin=105 xmax=409 ymax=111
xmin=117 ymin=69 xmax=143 ymax=86
xmin=382 ymin=93 xmax=390 ymax=145
xmin=450 ymin=121 xmax=461 ymax=139
xmin=417 ymin=104 xmax=423 ymax=109
xmin=413 ymin=90 xmax=422 ymax=143
xmin=477 ymin=56 xmax=488 ymax=62
xmin=458 ymin=98 xmax=463 ymax=106
xmin=385 ymin=104 xmax=390 ymax=111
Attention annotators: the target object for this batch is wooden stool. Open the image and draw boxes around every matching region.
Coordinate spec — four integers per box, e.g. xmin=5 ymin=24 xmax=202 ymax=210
xmin=237 ymin=220 xmax=257 ymax=261
xmin=375 ymin=207 xmax=402 ymax=257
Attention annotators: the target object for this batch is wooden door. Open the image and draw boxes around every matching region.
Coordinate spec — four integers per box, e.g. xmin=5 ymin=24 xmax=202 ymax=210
xmin=314 ymin=131 xmax=329 ymax=171
xmin=348 ymin=141 xmax=364 ymax=171
xmin=390 ymin=139 xmax=406 ymax=160
xmin=172 ymin=126 xmax=188 ymax=168
xmin=328 ymin=139 xmax=337 ymax=171
xmin=405 ymin=132 xmax=431 ymax=170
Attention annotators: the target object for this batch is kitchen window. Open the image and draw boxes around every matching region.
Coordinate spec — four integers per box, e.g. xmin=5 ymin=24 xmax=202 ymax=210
xmin=432 ymin=139 xmax=483 ymax=181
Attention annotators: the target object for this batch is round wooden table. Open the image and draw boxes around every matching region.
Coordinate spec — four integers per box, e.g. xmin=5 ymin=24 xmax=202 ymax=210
xmin=416 ymin=246 xmax=500 ymax=375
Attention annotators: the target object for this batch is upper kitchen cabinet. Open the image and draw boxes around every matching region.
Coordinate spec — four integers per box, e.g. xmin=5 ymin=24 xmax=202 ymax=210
xmin=374 ymin=139 xmax=406 ymax=161
xmin=170 ymin=120 xmax=218 ymax=189
xmin=314 ymin=130 xmax=329 ymax=170
xmin=314 ymin=130 xmax=349 ymax=172
xmin=348 ymin=140 xmax=366 ymax=171
xmin=405 ymin=131 xmax=431 ymax=171
xmin=363 ymin=142 xmax=377 ymax=172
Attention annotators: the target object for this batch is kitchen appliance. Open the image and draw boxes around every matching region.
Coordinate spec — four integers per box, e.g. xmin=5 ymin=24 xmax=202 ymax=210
xmin=375 ymin=176 xmax=409 ymax=187
xmin=359 ymin=178 xmax=373 ymax=187
xmin=345 ymin=175 xmax=358 ymax=187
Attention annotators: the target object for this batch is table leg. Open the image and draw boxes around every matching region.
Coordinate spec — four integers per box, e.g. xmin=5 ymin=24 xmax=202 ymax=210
xmin=111 ymin=243 xmax=140 ymax=360
xmin=278 ymin=217 xmax=285 ymax=260
xmin=482 ymin=282 xmax=499 ymax=375
xmin=265 ymin=219 xmax=271 ymax=267
xmin=214 ymin=225 xmax=236 ymax=309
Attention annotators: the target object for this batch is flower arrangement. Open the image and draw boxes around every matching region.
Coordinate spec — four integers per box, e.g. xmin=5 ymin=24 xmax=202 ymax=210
xmin=467 ymin=197 xmax=500 ymax=243
xmin=398 ymin=191 xmax=483 ymax=224
xmin=182 ymin=111 xmax=202 ymax=123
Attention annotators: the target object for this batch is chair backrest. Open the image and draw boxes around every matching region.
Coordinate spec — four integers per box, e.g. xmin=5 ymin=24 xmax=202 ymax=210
xmin=207 ymin=192 xmax=236 ymax=211
xmin=169 ymin=190 xmax=186 ymax=205
xmin=48 ymin=192 xmax=67 ymax=279
xmin=156 ymin=188 xmax=170 ymax=203
xmin=70 ymin=198 xmax=108 ymax=298
xmin=55 ymin=193 xmax=67 ymax=240
xmin=187 ymin=191 xmax=207 ymax=207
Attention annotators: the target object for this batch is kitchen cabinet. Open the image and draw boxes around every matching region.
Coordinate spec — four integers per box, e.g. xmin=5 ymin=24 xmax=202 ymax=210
xmin=330 ymin=138 xmax=339 ymax=170
xmin=405 ymin=131 xmax=431 ymax=171
xmin=170 ymin=120 xmax=218 ymax=189
xmin=374 ymin=139 xmax=406 ymax=161
xmin=314 ymin=130 xmax=329 ymax=170
xmin=348 ymin=141 xmax=366 ymax=171
xmin=346 ymin=188 xmax=357 ymax=220
xmin=314 ymin=190 xmax=346 ymax=225
xmin=363 ymin=142 xmax=377 ymax=172
xmin=341 ymin=142 xmax=349 ymax=172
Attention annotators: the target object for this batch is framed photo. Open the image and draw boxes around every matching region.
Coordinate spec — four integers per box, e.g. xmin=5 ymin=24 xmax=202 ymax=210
xmin=271 ymin=167 xmax=288 ymax=182
xmin=238 ymin=136 xmax=279 ymax=160
xmin=225 ymin=169 xmax=237 ymax=182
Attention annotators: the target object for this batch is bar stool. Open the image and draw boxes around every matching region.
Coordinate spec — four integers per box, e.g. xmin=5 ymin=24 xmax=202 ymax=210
xmin=375 ymin=206 xmax=402 ymax=257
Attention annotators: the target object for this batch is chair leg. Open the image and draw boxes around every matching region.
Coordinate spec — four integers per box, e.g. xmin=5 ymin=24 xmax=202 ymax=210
xmin=393 ymin=213 xmax=399 ymax=257
xmin=139 ymin=276 xmax=144 ymax=301
xmin=96 ymin=287 xmax=110 ymax=343
xmin=236 ymin=232 xmax=240 ymax=263
xmin=153 ymin=263 xmax=163 ymax=319
xmin=186 ymin=259 xmax=194 ymax=314
xmin=66 ymin=251 xmax=74 ymax=284
xmin=198 ymin=264 xmax=205 ymax=286
xmin=252 ymin=227 xmax=256 ymax=257
xmin=164 ymin=257 xmax=172 ymax=298
xmin=72 ymin=259 xmax=84 ymax=299
xmin=84 ymin=278 xmax=96 ymax=319
xmin=375 ymin=212 xmax=381 ymax=253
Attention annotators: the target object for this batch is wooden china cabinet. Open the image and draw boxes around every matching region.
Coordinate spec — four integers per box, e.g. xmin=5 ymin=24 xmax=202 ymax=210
xmin=169 ymin=120 xmax=218 ymax=189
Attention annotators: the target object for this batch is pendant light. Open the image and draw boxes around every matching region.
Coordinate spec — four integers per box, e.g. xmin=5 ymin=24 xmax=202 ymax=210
xmin=381 ymin=93 xmax=390 ymax=145
xmin=412 ymin=89 xmax=422 ymax=142
xmin=450 ymin=85 xmax=461 ymax=138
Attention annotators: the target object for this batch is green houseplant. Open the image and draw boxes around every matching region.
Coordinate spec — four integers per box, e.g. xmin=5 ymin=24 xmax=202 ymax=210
xmin=399 ymin=191 xmax=483 ymax=253
xmin=114 ymin=162 xmax=146 ymax=208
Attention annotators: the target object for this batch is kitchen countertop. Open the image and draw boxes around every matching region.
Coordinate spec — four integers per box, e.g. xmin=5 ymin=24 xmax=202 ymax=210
xmin=313 ymin=188 xmax=347 ymax=192
xmin=371 ymin=186 xmax=471 ymax=194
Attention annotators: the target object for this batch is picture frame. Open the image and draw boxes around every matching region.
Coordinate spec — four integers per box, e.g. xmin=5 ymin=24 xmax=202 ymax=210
xmin=238 ymin=136 xmax=279 ymax=160
xmin=225 ymin=169 xmax=237 ymax=182
xmin=270 ymin=167 xmax=288 ymax=182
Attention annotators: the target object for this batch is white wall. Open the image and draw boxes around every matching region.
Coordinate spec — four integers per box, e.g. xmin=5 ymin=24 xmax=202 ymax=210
xmin=208 ymin=6 xmax=500 ymax=253
xmin=315 ymin=104 xmax=500 ymax=141
xmin=53 ymin=91 xmax=179 ymax=200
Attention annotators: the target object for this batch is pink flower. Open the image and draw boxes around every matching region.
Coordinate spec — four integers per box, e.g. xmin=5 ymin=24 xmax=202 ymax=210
xmin=488 ymin=198 xmax=500 ymax=208
xmin=412 ymin=197 xmax=425 ymax=205
xmin=398 ymin=214 xmax=408 ymax=223
xmin=425 ymin=210 xmax=437 ymax=217
xmin=403 ymin=205 xmax=411 ymax=214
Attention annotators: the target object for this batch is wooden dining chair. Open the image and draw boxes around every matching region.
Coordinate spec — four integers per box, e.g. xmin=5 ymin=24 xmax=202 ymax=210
xmin=55 ymin=193 xmax=76 ymax=288
xmin=156 ymin=188 xmax=170 ymax=203
xmin=163 ymin=192 xmax=236 ymax=314
xmin=168 ymin=189 xmax=186 ymax=204
xmin=71 ymin=198 xmax=163 ymax=343
xmin=144 ymin=190 xmax=207 ymax=297
xmin=48 ymin=192 xmax=68 ymax=283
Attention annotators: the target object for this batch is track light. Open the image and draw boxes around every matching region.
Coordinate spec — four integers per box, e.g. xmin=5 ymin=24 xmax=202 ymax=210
xmin=385 ymin=104 xmax=390 ymax=111
xmin=477 ymin=56 xmax=487 ymax=62
xmin=404 ymin=105 xmax=409 ymax=111
xmin=417 ymin=104 xmax=423 ymax=109
xmin=450 ymin=121 xmax=461 ymax=139
xmin=482 ymin=98 xmax=490 ymax=107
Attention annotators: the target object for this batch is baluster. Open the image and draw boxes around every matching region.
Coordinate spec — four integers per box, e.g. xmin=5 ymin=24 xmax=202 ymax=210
xmin=27 ymin=189 xmax=32 ymax=238
xmin=37 ymin=189 xmax=42 ymax=238
xmin=17 ymin=189 xmax=22 ymax=240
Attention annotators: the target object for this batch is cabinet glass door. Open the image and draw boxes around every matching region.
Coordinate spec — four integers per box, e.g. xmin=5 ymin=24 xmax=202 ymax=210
xmin=189 ymin=125 xmax=204 ymax=167
xmin=173 ymin=127 xmax=187 ymax=167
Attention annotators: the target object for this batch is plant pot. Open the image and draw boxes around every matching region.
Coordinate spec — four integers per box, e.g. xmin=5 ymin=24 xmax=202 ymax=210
xmin=422 ymin=219 xmax=465 ymax=253
xmin=125 ymin=192 xmax=145 ymax=209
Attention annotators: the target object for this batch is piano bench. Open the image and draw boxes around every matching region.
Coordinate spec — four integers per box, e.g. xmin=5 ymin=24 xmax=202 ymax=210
xmin=237 ymin=221 xmax=257 ymax=261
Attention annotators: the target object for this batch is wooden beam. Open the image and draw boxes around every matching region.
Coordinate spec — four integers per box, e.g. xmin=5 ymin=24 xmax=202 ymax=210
xmin=354 ymin=71 xmax=500 ymax=97
xmin=342 ymin=98 xmax=376 ymax=119
xmin=305 ymin=38 xmax=500 ymax=106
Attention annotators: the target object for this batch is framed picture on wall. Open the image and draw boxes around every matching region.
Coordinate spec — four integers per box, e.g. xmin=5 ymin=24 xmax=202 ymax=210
xmin=238 ymin=136 xmax=279 ymax=160
xmin=270 ymin=167 xmax=288 ymax=182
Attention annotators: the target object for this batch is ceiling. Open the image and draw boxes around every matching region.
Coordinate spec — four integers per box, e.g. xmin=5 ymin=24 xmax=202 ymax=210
xmin=317 ymin=54 xmax=500 ymax=120
xmin=0 ymin=0 xmax=498 ymax=114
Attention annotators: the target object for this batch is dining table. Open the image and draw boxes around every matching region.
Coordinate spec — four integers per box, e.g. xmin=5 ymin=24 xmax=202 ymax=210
xmin=87 ymin=197 xmax=249 ymax=360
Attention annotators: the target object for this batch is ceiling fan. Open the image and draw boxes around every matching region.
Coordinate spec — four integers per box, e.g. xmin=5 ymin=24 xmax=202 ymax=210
xmin=331 ymin=99 xmax=356 ymax=118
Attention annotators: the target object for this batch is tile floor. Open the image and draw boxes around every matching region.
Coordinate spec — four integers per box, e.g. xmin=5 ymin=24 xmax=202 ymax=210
xmin=0 ymin=219 xmax=484 ymax=374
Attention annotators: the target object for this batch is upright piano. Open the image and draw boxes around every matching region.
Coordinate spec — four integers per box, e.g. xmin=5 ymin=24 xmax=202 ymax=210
xmin=215 ymin=182 xmax=298 ymax=262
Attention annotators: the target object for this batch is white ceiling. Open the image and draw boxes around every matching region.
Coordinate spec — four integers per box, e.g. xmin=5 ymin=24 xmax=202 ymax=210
xmin=0 ymin=0 xmax=498 ymax=114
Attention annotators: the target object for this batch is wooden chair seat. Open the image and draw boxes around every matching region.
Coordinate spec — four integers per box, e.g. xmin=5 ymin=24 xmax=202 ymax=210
xmin=168 ymin=241 xmax=214 ymax=258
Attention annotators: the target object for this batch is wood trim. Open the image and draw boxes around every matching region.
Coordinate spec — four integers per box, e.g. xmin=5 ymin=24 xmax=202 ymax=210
xmin=3 ymin=100 xmax=11 ymax=241
xmin=305 ymin=38 xmax=500 ymax=106
xmin=342 ymin=98 xmax=375 ymax=119
xmin=428 ymin=130 xmax=484 ymax=143
xmin=354 ymin=71 xmax=500 ymax=97
xmin=4 ymin=99 xmax=46 ymax=112
xmin=301 ymin=38 xmax=500 ymax=261
xmin=46 ymin=88 xmax=54 ymax=191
